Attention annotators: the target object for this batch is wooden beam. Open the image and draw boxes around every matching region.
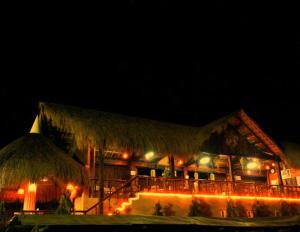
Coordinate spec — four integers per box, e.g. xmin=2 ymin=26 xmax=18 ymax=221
xmin=227 ymin=155 xmax=234 ymax=182
xmin=98 ymin=141 xmax=106 ymax=215
xmin=168 ymin=155 xmax=175 ymax=178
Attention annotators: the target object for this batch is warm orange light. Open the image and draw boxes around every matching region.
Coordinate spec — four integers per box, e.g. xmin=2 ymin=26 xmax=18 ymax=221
xmin=107 ymin=212 xmax=113 ymax=216
xmin=272 ymin=162 xmax=276 ymax=167
xmin=122 ymin=153 xmax=128 ymax=159
xmin=178 ymin=160 xmax=183 ymax=165
xmin=28 ymin=183 xmax=37 ymax=192
xmin=41 ymin=177 xmax=48 ymax=182
xmin=145 ymin=151 xmax=154 ymax=160
xmin=247 ymin=161 xmax=258 ymax=169
xmin=116 ymin=192 xmax=300 ymax=213
xmin=66 ymin=184 xmax=74 ymax=191
xmin=265 ymin=165 xmax=270 ymax=170
xmin=17 ymin=188 xmax=24 ymax=195
xmin=199 ymin=156 xmax=210 ymax=165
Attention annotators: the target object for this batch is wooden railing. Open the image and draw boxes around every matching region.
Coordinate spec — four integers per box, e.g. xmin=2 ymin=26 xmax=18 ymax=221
xmin=135 ymin=176 xmax=300 ymax=198
xmin=75 ymin=175 xmax=139 ymax=215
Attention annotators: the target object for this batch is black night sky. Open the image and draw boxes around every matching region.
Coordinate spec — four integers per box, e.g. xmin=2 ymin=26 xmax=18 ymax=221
xmin=1 ymin=1 xmax=299 ymax=148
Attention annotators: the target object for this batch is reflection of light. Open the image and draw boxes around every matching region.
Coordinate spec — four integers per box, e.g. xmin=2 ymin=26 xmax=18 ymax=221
xmin=247 ymin=162 xmax=258 ymax=169
xmin=145 ymin=151 xmax=154 ymax=160
xmin=178 ymin=160 xmax=183 ymax=165
xmin=122 ymin=153 xmax=128 ymax=159
xmin=28 ymin=183 xmax=37 ymax=192
xmin=17 ymin=188 xmax=24 ymax=195
xmin=199 ymin=156 xmax=210 ymax=165
xmin=116 ymin=192 xmax=300 ymax=213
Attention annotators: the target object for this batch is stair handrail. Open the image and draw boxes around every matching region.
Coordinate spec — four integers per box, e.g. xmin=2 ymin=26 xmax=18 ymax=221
xmin=78 ymin=175 xmax=138 ymax=214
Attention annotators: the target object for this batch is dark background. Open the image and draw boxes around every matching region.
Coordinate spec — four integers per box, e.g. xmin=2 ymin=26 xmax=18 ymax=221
xmin=1 ymin=1 xmax=299 ymax=148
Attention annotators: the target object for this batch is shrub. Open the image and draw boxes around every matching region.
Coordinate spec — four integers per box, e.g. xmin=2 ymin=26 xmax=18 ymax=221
xmin=280 ymin=201 xmax=300 ymax=216
xmin=153 ymin=202 xmax=163 ymax=216
xmin=226 ymin=199 xmax=237 ymax=217
xmin=188 ymin=199 xmax=212 ymax=217
xmin=163 ymin=203 xmax=175 ymax=216
xmin=235 ymin=201 xmax=247 ymax=217
xmin=252 ymin=201 xmax=273 ymax=217
xmin=56 ymin=191 xmax=73 ymax=215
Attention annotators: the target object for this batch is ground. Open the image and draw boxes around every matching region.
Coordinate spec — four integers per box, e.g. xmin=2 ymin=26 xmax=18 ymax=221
xmin=4 ymin=215 xmax=299 ymax=232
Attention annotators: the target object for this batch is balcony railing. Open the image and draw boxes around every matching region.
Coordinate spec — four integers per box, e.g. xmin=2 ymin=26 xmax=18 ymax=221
xmin=90 ymin=176 xmax=300 ymax=199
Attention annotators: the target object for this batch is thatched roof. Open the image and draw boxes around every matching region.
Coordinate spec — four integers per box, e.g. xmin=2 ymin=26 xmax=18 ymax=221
xmin=280 ymin=142 xmax=300 ymax=169
xmin=0 ymin=133 xmax=86 ymax=187
xmin=36 ymin=102 xmax=285 ymax=163
xmin=38 ymin=102 xmax=202 ymax=157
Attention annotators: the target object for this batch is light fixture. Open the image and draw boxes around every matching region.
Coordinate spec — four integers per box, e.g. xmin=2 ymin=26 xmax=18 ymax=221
xmin=246 ymin=162 xmax=258 ymax=169
xmin=66 ymin=184 xmax=74 ymax=191
xmin=145 ymin=151 xmax=154 ymax=160
xmin=178 ymin=160 xmax=184 ymax=166
xmin=17 ymin=188 xmax=24 ymax=195
xmin=28 ymin=183 xmax=37 ymax=192
xmin=271 ymin=162 xmax=276 ymax=167
xmin=122 ymin=152 xmax=128 ymax=159
xmin=199 ymin=156 xmax=210 ymax=165
xmin=265 ymin=165 xmax=270 ymax=170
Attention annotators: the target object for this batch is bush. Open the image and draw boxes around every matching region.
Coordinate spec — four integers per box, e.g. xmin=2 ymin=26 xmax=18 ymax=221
xmin=56 ymin=191 xmax=73 ymax=215
xmin=153 ymin=202 xmax=163 ymax=216
xmin=188 ymin=199 xmax=212 ymax=217
xmin=163 ymin=203 xmax=175 ymax=216
xmin=280 ymin=201 xmax=300 ymax=216
xmin=252 ymin=201 xmax=273 ymax=217
xmin=235 ymin=201 xmax=247 ymax=217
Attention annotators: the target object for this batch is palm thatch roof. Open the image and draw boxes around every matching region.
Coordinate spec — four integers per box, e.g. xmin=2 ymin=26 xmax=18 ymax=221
xmin=0 ymin=133 xmax=86 ymax=187
xmin=36 ymin=102 xmax=283 ymax=162
xmin=280 ymin=142 xmax=300 ymax=169
xmin=38 ymin=102 xmax=202 ymax=157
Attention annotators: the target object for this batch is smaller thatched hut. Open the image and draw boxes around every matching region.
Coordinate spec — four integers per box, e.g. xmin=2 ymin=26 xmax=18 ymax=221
xmin=0 ymin=133 xmax=86 ymax=211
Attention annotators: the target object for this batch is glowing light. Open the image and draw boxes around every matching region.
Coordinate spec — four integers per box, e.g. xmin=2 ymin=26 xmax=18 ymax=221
xmin=178 ymin=160 xmax=184 ymax=166
xmin=66 ymin=184 xmax=74 ymax=191
xmin=265 ymin=165 xmax=270 ymax=170
xmin=28 ymin=183 xmax=37 ymax=192
xmin=199 ymin=156 xmax=210 ymax=165
xmin=270 ymin=168 xmax=275 ymax=174
xmin=272 ymin=163 xmax=276 ymax=167
xmin=145 ymin=151 xmax=154 ymax=160
xmin=122 ymin=153 xmax=128 ymax=159
xmin=17 ymin=188 xmax=24 ymax=195
xmin=247 ymin=162 xmax=258 ymax=169
xmin=116 ymin=192 xmax=300 ymax=213
xmin=107 ymin=212 xmax=113 ymax=216
xmin=41 ymin=177 xmax=48 ymax=182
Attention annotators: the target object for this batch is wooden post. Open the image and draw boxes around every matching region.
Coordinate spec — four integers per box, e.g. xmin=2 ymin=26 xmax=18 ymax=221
xmin=227 ymin=155 xmax=234 ymax=194
xmin=93 ymin=147 xmax=97 ymax=179
xmin=277 ymin=161 xmax=283 ymax=186
xmin=227 ymin=155 xmax=234 ymax=182
xmin=23 ymin=182 xmax=37 ymax=211
xmin=98 ymin=141 xmax=105 ymax=215
xmin=168 ymin=155 xmax=175 ymax=178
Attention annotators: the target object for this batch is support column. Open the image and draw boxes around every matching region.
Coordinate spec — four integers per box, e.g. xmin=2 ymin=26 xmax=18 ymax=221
xmin=277 ymin=160 xmax=283 ymax=186
xmin=23 ymin=182 xmax=37 ymax=211
xmin=98 ymin=142 xmax=105 ymax=215
xmin=93 ymin=147 xmax=97 ymax=179
xmin=168 ymin=155 xmax=175 ymax=178
xmin=183 ymin=167 xmax=189 ymax=190
xmin=227 ymin=155 xmax=234 ymax=182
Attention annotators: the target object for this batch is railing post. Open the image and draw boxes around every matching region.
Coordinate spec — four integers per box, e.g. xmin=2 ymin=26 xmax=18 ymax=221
xmin=98 ymin=141 xmax=106 ymax=215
